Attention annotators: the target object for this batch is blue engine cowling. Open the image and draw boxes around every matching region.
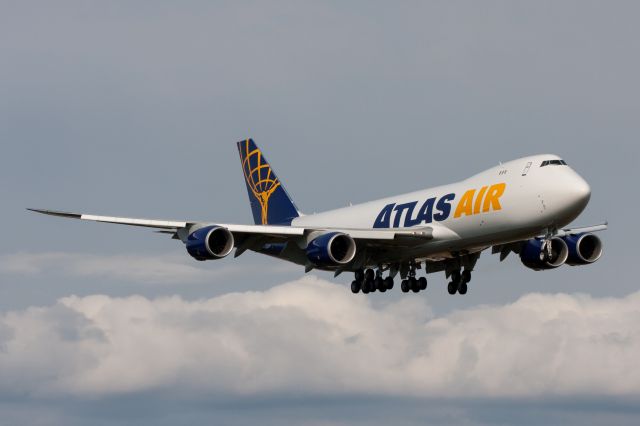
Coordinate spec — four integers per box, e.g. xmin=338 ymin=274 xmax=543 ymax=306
xmin=186 ymin=226 xmax=235 ymax=261
xmin=520 ymin=237 xmax=569 ymax=271
xmin=306 ymin=232 xmax=356 ymax=267
xmin=563 ymin=233 xmax=603 ymax=265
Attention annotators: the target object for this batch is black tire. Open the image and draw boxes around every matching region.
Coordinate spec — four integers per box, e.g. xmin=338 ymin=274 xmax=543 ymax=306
xmin=355 ymin=269 xmax=365 ymax=282
xmin=458 ymin=283 xmax=468 ymax=295
xmin=461 ymin=270 xmax=471 ymax=284
xmin=375 ymin=277 xmax=384 ymax=291
xmin=447 ymin=282 xmax=457 ymax=295
xmin=384 ymin=277 xmax=394 ymax=290
xmin=351 ymin=280 xmax=361 ymax=294
xmin=410 ymin=277 xmax=420 ymax=293
xmin=365 ymin=269 xmax=375 ymax=281
xmin=401 ymin=280 xmax=410 ymax=293
xmin=452 ymin=270 xmax=461 ymax=284
xmin=418 ymin=277 xmax=427 ymax=290
xmin=367 ymin=279 xmax=376 ymax=292
xmin=362 ymin=280 xmax=370 ymax=294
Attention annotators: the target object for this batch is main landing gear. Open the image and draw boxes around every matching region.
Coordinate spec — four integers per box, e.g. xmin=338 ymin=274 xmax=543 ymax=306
xmin=400 ymin=262 xmax=427 ymax=294
xmin=351 ymin=260 xmax=474 ymax=296
xmin=447 ymin=269 xmax=472 ymax=295
xmin=351 ymin=268 xmax=394 ymax=294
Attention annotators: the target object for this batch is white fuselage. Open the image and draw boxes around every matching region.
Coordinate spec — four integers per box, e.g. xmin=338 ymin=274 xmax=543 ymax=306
xmin=291 ymin=154 xmax=591 ymax=263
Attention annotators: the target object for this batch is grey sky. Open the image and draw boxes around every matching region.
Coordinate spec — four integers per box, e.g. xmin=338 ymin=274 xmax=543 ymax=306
xmin=1 ymin=1 xmax=639 ymax=425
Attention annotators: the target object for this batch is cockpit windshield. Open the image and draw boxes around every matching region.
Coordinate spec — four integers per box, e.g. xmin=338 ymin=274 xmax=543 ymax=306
xmin=540 ymin=159 xmax=567 ymax=167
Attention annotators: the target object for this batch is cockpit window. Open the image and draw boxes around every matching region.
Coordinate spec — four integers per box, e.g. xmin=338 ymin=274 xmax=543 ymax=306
xmin=540 ymin=159 xmax=567 ymax=167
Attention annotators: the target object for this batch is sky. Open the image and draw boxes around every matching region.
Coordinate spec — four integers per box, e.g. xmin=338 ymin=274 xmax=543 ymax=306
xmin=1 ymin=1 xmax=639 ymax=425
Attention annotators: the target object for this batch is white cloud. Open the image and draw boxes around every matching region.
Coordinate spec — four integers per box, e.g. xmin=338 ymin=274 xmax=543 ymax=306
xmin=0 ymin=276 xmax=639 ymax=400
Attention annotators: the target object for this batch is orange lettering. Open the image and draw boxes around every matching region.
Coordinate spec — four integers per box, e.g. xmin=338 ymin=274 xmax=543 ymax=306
xmin=482 ymin=183 xmax=506 ymax=212
xmin=473 ymin=186 xmax=488 ymax=215
xmin=454 ymin=189 xmax=475 ymax=218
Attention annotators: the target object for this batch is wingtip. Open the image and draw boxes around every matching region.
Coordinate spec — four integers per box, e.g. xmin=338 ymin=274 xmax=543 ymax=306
xmin=27 ymin=208 xmax=82 ymax=219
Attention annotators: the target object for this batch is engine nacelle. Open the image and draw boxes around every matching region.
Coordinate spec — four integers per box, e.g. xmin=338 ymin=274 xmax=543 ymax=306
xmin=306 ymin=232 xmax=356 ymax=267
xmin=186 ymin=226 xmax=234 ymax=261
xmin=520 ymin=237 xmax=569 ymax=271
xmin=563 ymin=233 xmax=603 ymax=266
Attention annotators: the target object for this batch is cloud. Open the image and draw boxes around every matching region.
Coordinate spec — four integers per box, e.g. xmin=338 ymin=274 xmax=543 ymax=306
xmin=0 ymin=276 xmax=639 ymax=400
xmin=0 ymin=251 xmax=294 ymax=285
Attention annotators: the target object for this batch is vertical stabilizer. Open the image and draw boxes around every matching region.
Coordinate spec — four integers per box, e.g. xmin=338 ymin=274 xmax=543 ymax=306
xmin=237 ymin=139 xmax=300 ymax=225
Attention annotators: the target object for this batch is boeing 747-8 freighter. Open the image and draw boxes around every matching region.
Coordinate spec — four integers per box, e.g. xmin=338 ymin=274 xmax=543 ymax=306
xmin=30 ymin=139 xmax=606 ymax=295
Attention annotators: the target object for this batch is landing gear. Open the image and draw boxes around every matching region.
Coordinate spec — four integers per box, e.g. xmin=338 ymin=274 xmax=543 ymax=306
xmin=384 ymin=277 xmax=394 ymax=290
xmin=399 ymin=262 xmax=428 ymax=294
xmin=352 ymin=267 xmax=394 ymax=295
xmin=447 ymin=269 xmax=472 ymax=295
xmin=364 ymin=269 xmax=375 ymax=293
xmin=418 ymin=277 xmax=427 ymax=290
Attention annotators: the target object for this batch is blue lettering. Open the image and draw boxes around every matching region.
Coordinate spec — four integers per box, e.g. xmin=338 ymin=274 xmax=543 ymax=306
xmin=373 ymin=203 xmax=395 ymax=228
xmin=391 ymin=202 xmax=418 ymax=228
xmin=410 ymin=197 xmax=436 ymax=226
xmin=434 ymin=193 xmax=455 ymax=221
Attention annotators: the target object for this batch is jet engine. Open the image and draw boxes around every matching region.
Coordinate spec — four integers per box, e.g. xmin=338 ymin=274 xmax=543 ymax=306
xmin=186 ymin=226 xmax=234 ymax=261
xmin=563 ymin=233 xmax=603 ymax=265
xmin=306 ymin=232 xmax=356 ymax=267
xmin=520 ymin=237 xmax=569 ymax=270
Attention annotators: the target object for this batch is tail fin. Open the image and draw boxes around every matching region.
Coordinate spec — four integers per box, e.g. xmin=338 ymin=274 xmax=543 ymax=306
xmin=237 ymin=139 xmax=300 ymax=225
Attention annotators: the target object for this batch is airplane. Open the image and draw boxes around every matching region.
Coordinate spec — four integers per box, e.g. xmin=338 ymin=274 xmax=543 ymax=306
xmin=29 ymin=138 xmax=606 ymax=295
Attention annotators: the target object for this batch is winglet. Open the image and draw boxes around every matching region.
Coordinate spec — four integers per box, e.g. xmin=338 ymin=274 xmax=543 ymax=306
xmin=27 ymin=208 xmax=82 ymax=219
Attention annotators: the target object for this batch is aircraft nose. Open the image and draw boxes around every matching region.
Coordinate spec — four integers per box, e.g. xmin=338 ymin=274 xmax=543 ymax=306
xmin=568 ymin=173 xmax=591 ymax=207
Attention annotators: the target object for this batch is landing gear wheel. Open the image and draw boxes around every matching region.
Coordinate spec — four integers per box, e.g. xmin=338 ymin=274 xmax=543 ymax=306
xmin=410 ymin=277 xmax=420 ymax=293
xmin=365 ymin=269 xmax=375 ymax=282
xmin=362 ymin=280 xmax=371 ymax=294
xmin=368 ymin=279 xmax=376 ymax=292
xmin=401 ymin=280 xmax=410 ymax=293
xmin=458 ymin=283 xmax=468 ymax=295
xmin=351 ymin=280 xmax=361 ymax=294
xmin=355 ymin=269 xmax=364 ymax=282
xmin=418 ymin=277 xmax=427 ymax=290
xmin=374 ymin=277 xmax=384 ymax=291
xmin=461 ymin=270 xmax=471 ymax=284
xmin=447 ymin=282 xmax=457 ymax=295
xmin=384 ymin=277 xmax=394 ymax=290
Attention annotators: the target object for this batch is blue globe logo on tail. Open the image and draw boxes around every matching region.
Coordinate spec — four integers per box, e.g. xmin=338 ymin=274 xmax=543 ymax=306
xmin=237 ymin=139 xmax=300 ymax=225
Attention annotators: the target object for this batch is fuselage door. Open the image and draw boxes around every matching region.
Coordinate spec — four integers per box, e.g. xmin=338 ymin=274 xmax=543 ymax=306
xmin=521 ymin=161 xmax=532 ymax=176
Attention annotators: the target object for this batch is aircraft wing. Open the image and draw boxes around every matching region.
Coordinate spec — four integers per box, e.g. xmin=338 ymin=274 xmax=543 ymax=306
xmin=27 ymin=208 xmax=449 ymax=244
xmin=553 ymin=222 xmax=608 ymax=237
